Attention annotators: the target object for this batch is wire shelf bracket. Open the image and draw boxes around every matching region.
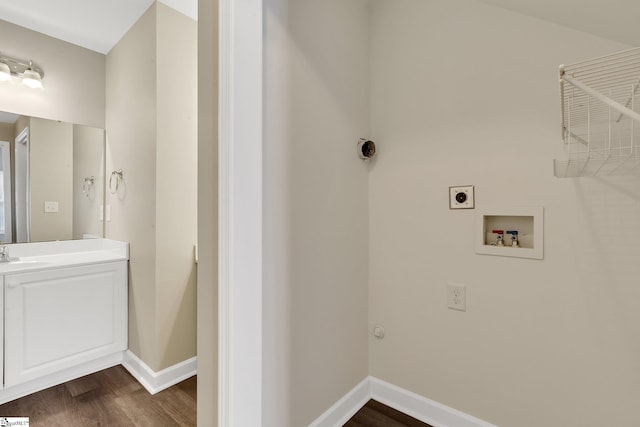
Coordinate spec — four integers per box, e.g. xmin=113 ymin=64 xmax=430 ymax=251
xmin=555 ymin=47 xmax=640 ymax=177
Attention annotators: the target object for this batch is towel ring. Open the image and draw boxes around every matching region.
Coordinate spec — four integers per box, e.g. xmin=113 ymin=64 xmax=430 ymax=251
xmin=82 ymin=176 xmax=95 ymax=196
xmin=110 ymin=169 xmax=123 ymax=194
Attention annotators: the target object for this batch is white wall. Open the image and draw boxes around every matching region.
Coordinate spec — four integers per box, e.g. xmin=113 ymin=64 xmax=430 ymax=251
xmin=368 ymin=1 xmax=639 ymax=426
xmin=0 ymin=19 xmax=105 ymax=128
xmin=263 ymin=0 xmax=371 ymax=425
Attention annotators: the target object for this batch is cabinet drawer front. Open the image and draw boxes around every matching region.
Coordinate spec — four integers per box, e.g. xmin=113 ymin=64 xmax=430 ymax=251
xmin=5 ymin=262 xmax=127 ymax=387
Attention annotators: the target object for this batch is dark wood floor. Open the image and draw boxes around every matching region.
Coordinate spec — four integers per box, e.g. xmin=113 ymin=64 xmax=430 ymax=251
xmin=344 ymin=400 xmax=432 ymax=427
xmin=0 ymin=365 xmax=196 ymax=426
xmin=0 ymin=369 xmax=431 ymax=427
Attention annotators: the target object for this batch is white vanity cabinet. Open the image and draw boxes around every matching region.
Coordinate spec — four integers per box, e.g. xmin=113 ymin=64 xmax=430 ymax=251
xmin=4 ymin=261 xmax=128 ymax=387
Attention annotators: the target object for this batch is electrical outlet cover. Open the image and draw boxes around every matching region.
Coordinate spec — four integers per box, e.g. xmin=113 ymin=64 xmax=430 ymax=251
xmin=44 ymin=201 xmax=59 ymax=213
xmin=449 ymin=186 xmax=475 ymax=209
xmin=447 ymin=283 xmax=467 ymax=311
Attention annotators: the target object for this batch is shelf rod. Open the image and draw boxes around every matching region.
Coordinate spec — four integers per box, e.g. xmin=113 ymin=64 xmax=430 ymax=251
xmin=566 ymin=56 xmax=640 ymax=77
xmin=615 ymin=80 xmax=640 ymax=123
xmin=568 ymin=131 xmax=588 ymax=146
xmin=563 ymin=47 xmax=640 ymax=69
xmin=563 ymin=75 xmax=640 ymax=124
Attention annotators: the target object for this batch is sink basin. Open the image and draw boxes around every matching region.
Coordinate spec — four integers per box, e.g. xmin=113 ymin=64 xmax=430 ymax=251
xmin=8 ymin=259 xmax=42 ymax=265
xmin=0 ymin=257 xmax=51 ymax=271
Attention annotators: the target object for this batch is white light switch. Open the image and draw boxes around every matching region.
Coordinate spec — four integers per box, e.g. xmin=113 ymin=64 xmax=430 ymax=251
xmin=44 ymin=201 xmax=59 ymax=213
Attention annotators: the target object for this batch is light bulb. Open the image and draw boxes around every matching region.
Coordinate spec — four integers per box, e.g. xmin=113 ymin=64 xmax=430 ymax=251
xmin=22 ymin=68 xmax=42 ymax=89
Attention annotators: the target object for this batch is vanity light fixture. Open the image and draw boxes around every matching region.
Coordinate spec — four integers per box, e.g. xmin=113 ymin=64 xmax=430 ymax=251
xmin=0 ymin=53 xmax=44 ymax=88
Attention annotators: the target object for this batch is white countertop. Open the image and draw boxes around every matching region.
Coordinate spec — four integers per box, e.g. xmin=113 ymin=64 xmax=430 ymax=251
xmin=0 ymin=239 xmax=129 ymax=275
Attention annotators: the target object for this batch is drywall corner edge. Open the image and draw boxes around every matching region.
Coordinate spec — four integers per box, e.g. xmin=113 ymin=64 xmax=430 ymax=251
xmin=308 ymin=377 xmax=370 ymax=427
xmin=122 ymin=350 xmax=197 ymax=395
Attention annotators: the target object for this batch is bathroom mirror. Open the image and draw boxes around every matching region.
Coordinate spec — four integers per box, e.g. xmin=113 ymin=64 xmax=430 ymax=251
xmin=0 ymin=111 xmax=105 ymax=243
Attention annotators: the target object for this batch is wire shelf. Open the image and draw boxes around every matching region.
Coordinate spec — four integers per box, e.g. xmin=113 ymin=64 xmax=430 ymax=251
xmin=555 ymin=47 xmax=640 ymax=177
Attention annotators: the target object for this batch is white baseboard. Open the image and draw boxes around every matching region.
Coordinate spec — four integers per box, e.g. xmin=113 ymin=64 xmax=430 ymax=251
xmin=0 ymin=352 xmax=123 ymax=405
xmin=309 ymin=376 xmax=497 ymax=427
xmin=370 ymin=377 xmax=497 ymax=427
xmin=308 ymin=377 xmax=371 ymax=427
xmin=0 ymin=351 xmax=197 ymax=405
xmin=122 ymin=350 xmax=197 ymax=395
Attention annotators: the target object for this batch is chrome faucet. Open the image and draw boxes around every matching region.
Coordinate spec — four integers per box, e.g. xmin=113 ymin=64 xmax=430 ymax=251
xmin=0 ymin=244 xmax=11 ymax=263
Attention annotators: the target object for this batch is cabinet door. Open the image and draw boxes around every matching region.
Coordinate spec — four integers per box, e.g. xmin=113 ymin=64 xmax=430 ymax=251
xmin=4 ymin=261 xmax=127 ymax=387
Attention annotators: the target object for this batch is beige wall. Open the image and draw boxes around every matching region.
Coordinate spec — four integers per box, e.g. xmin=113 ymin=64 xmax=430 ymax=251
xmin=29 ymin=118 xmax=73 ymax=242
xmin=0 ymin=20 xmax=105 ymax=244
xmin=0 ymin=123 xmax=12 ymax=142
xmin=1 ymin=1 xmax=195 ymax=375
xmin=368 ymin=1 xmax=637 ymax=426
xmin=155 ymin=2 xmax=198 ymax=370
xmin=1 ymin=117 xmax=100 ymax=243
xmin=197 ymin=0 xmax=218 ymax=424
xmin=263 ymin=0 xmax=371 ymax=425
xmin=0 ymin=19 xmax=105 ymax=128
xmin=106 ymin=4 xmax=159 ymax=369
xmin=106 ymin=2 xmax=197 ymax=373
xmin=72 ymin=125 xmax=104 ymax=239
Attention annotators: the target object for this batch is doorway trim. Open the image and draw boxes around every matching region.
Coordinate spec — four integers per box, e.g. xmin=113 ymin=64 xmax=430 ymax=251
xmin=219 ymin=0 xmax=263 ymax=425
xmin=15 ymin=127 xmax=30 ymax=243
xmin=0 ymin=140 xmax=12 ymax=243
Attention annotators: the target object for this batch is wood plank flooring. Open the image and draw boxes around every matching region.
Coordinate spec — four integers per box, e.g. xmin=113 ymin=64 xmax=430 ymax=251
xmin=0 ymin=365 xmax=196 ymax=427
xmin=0 ymin=370 xmax=431 ymax=427
xmin=344 ymin=399 xmax=432 ymax=427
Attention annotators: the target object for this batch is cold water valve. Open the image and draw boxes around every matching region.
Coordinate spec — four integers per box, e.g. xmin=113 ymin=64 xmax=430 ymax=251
xmin=506 ymin=230 xmax=519 ymax=247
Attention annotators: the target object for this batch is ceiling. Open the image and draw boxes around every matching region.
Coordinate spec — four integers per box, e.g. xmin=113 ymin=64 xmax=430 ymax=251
xmin=477 ymin=0 xmax=640 ymax=46
xmin=0 ymin=0 xmax=197 ymax=54
xmin=0 ymin=1 xmax=637 ymax=55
